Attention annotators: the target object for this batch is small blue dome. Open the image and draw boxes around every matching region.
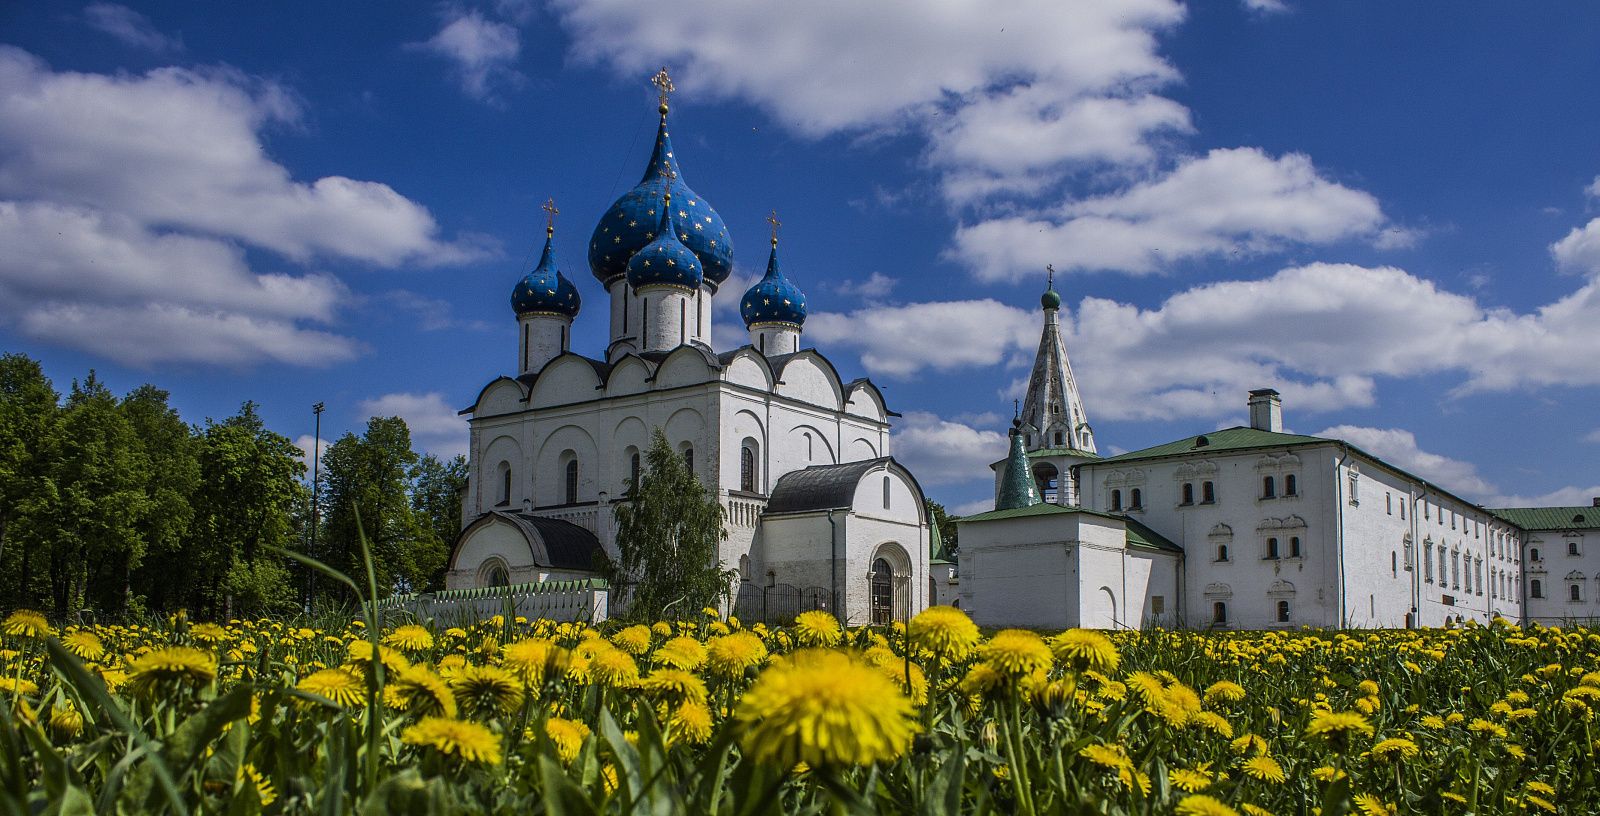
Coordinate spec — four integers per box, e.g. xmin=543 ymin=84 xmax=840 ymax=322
xmin=740 ymin=240 xmax=806 ymax=328
xmin=588 ymin=110 xmax=733 ymax=288
xmin=511 ymin=231 xmax=581 ymax=318
xmin=626 ymin=192 xmax=703 ymax=290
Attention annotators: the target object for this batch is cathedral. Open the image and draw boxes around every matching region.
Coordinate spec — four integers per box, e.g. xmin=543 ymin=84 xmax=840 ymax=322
xmin=445 ymin=72 xmax=931 ymax=625
xmin=957 ymin=279 xmax=1599 ymax=631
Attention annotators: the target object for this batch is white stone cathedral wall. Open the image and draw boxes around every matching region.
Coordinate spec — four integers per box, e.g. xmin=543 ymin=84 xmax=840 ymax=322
xmin=639 ymin=288 xmax=691 ymax=352
xmin=519 ymin=316 xmax=568 ymax=375
xmin=959 ymin=514 xmax=1084 ymax=630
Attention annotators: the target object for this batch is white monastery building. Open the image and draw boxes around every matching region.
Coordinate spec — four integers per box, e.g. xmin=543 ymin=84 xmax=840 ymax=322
xmin=957 ymin=279 xmax=1598 ymax=631
xmin=446 ymin=73 xmax=931 ymax=626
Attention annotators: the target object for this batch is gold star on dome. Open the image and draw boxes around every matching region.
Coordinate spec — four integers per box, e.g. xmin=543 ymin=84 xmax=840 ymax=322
xmin=628 ymin=220 xmax=637 ymax=227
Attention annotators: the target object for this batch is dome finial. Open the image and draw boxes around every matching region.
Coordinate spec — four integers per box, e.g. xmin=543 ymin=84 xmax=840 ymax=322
xmin=650 ymin=66 xmax=674 ymax=116
xmin=766 ymin=209 xmax=782 ymax=248
xmin=1041 ymin=262 xmax=1062 ymax=310
xmin=542 ymin=197 xmax=559 ymax=239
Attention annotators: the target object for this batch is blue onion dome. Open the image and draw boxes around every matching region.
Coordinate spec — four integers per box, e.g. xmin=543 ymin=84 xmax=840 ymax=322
xmin=626 ymin=190 xmax=703 ymax=290
xmin=740 ymin=236 xmax=807 ymax=328
xmin=511 ymin=224 xmax=581 ymax=318
xmin=587 ymin=104 xmax=734 ymax=288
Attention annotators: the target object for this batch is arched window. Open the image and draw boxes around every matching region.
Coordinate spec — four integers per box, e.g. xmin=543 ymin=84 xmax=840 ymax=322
xmin=804 ymin=432 xmax=814 ymax=461
xmin=1054 ymin=431 xmax=1064 ymax=446
xmin=1267 ymin=537 xmax=1280 ymax=559
xmin=1285 ymin=474 xmax=1297 ymax=496
xmin=1531 ymin=579 xmax=1543 ymax=599
xmin=1111 ymin=489 xmax=1123 ymax=511
xmin=1531 ymin=547 xmax=1541 ymax=562
xmin=1570 ymin=540 xmax=1582 ymax=556
xmin=1276 ymin=600 xmax=1291 ymax=623
xmin=682 ymin=445 xmax=694 ymax=473
xmin=485 ymin=563 xmax=509 ymax=588
xmin=739 ymin=554 xmax=750 ymax=580
xmin=1130 ymin=488 xmax=1143 ymax=510
xmin=1262 ymin=476 xmax=1276 ymax=499
xmin=1181 ymin=483 xmax=1194 ymax=505
xmin=1571 ymin=583 xmax=1583 ymax=603
xmin=882 ymin=476 xmax=892 ymax=509
xmin=740 ymin=444 xmax=757 ymax=493
xmin=630 ymin=451 xmax=641 ymax=489
xmin=1424 ymin=541 xmax=1434 ymax=582
xmin=497 ymin=461 xmax=512 ymax=506
xmin=1213 ymin=602 xmax=1228 ymax=625
xmin=1289 ymin=536 xmax=1302 ymax=558
xmin=1217 ymin=544 xmax=1229 ymax=562
xmin=1202 ymin=481 xmax=1215 ymax=503
xmin=564 ymin=459 xmax=579 ymax=505
xmin=1392 ymin=550 xmax=1398 ymax=576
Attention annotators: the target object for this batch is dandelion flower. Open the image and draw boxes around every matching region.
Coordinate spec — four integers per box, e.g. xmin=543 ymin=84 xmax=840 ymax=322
xmin=1205 ymin=681 xmax=1247 ymax=704
xmin=1352 ymin=793 xmax=1396 ymax=816
xmin=1240 ymin=755 xmax=1286 ymax=784
xmin=1305 ymin=710 xmax=1374 ymax=740
xmin=125 ymin=646 xmax=217 ymax=697
xmin=49 ymin=702 xmax=84 ymax=740
xmin=1169 ymin=768 xmax=1212 ymax=792
xmin=706 ymin=632 xmax=768 ymax=678
xmin=2 ymin=610 xmax=50 ymax=640
xmin=654 ymin=636 xmax=708 ymax=671
xmin=908 ymin=606 xmax=981 ymax=662
xmin=189 ymin=623 xmax=229 ymax=645
xmin=1174 ymin=794 xmax=1239 ymax=816
xmin=450 ymin=664 xmax=524 ymax=719
xmin=545 ymin=716 xmax=591 ymax=764
xmin=791 ymin=611 xmax=842 ymax=647
xmin=501 ymin=638 xmax=566 ymax=687
xmin=1050 ymin=629 xmax=1119 ymax=673
xmin=735 ymin=648 xmax=916 ymax=768
xmin=297 ymin=668 xmax=365 ymax=707
xmin=1370 ymin=737 xmax=1419 ymax=761
xmin=61 ymin=630 xmax=105 ymax=661
xmin=981 ymin=630 xmax=1053 ymax=677
xmin=639 ymin=668 xmax=709 ymax=706
xmin=611 ymin=625 xmax=653 ymax=655
xmin=388 ymin=665 xmax=457 ymax=718
xmin=237 ymin=763 xmax=276 ymax=806
xmin=384 ymin=625 xmax=435 ymax=652
xmin=667 ymin=700 xmax=714 ymax=746
xmin=402 ymin=716 xmax=502 ymax=765
xmin=587 ymin=644 xmax=640 ymax=688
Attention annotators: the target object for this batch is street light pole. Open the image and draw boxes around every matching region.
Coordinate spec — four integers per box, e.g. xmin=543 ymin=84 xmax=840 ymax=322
xmin=307 ymin=402 xmax=324 ymax=610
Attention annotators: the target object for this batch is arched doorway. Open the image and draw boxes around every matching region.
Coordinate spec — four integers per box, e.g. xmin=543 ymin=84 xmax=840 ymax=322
xmin=870 ymin=558 xmax=894 ymax=625
xmin=1033 ymin=462 xmax=1059 ymax=504
xmin=868 ymin=542 xmax=913 ymax=626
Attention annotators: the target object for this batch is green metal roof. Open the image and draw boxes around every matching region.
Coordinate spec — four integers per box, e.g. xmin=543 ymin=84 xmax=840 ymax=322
xmin=1027 ymin=447 xmax=1101 ymax=459
xmin=1094 ymin=426 xmax=1329 ymax=465
xmin=1491 ymin=506 xmax=1600 ymax=532
xmin=995 ymin=428 xmax=1042 ymax=511
xmin=957 ymin=503 xmax=1181 ymax=554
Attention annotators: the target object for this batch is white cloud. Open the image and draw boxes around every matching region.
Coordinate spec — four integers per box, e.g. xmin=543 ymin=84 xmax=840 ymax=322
xmin=950 ymin=497 xmax=997 ymax=517
xmin=0 ymin=47 xmax=482 ymax=365
xmin=1242 ymin=0 xmax=1289 ymax=13
xmin=359 ymin=392 xmax=468 ymax=458
xmin=1491 ymin=485 xmax=1600 ymax=508
xmin=1586 ymin=175 xmax=1600 ymax=199
xmin=833 ymin=272 xmax=897 ymax=300
xmin=1318 ymin=425 xmax=1497 ymax=498
xmin=1550 ymin=217 xmax=1600 ymax=276
xmin=1586 ymin=428 xmax=1600 ymax=444
xmin=808 ymin=299 xmax=1036 ymax=379
xmin=84 ymin=3 xmax=182 ymax=53
xmin=950 ymin=148 xmax=1393 ymax=280
xmin=411 ymin=10 xmax=523 ymax=102
xmin=890 ymin=410 xmax=1007 ymax=487
xmin=293 ymin=434 xmax=331 ymax=473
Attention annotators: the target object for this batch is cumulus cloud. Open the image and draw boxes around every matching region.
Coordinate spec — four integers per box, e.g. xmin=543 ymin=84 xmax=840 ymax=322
xmin=833 ymin=272 xmax=898 ymax=301
xmin=84 ymin=3 xmax=182 ymax=53
xmin=1586 ymin=176 xmax=1600 ymax=199
xmin=890 ymin=410 xmax=1008 ymax=487
xmin=411 ymin=10 xmax=523 ymax=102
xmin=808 ymin=299 xmax=1037 ymax=379
xmin=1550 ymin=217 xmax=1600 ymax=276
xmin=1241 ymin=0 xmax=1290 ymax=13
xmin=1491 ymin=485 xmax=1600 ymax=508
xmin=293 ymin=434 xmax=331 ymax=473
xmin=359 ymin=392 xmax=468 ymax=458
xmin=0 ymin=47 xmax=481 ymax=365
xmin=1318 ymin=425 xmax=1497 ymax=498
xmin=950 ymin=148 xmax=1396 ymax=280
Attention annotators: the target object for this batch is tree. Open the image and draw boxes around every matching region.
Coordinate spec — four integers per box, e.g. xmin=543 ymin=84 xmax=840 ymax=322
xmin=319 ymin=416 xmax=442 ymax=596
xmin=121 ymin=385 xmax=200 ymax=615
xmin=925 ymin=498 xmax=959 ymax=558
xmin=608 ymin=428 xmax=731 ymax=620
xmin=411 ymin=453 xmax=467 ymax=592
xmin=0 ymin=353 xmax=60 ymax=612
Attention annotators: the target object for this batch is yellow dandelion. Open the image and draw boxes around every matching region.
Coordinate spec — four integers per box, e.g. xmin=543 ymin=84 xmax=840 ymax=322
xmin=450 ymin=664 xmax=524 ymax=719
xmin=654 ymin=635 xmax=708 ymax=671
xmin=1305 ymin=710 xmax=1374 ymax=740
xmin=1370 ymin=737 xmax=1419 ymax=760
xmin=1311 ymin=766 xmax=1346 ymax=782
xmin=61 ymin=630 xmax=105 ymax=661
xmin=2 ymin=610 xmax=50 ymax=640
xmin=706 ymin=632 xmax=767 ymax=678
xmin=237 ymin=763 xmax=276 ymax=807
xmin=48 ymin=702 xmax=84 ymax=740
xmin=611 ymin=624 xmax=654 ymax=655
xmin=1050 ymin=629 xmax=1119 ymax=673
xmin=545 ymin=716 xmax=591 ymax=764
xmin=1174 ymin=794 xmax=1239 ymax=816
xmin=981 ymin=630 xmax=1053 ymax=677
xmin=667 ymin=700 xmax=714 ymax=745
xmin=791 ymin=611 xmax=842 ymax=647
xmin=1352 ymin=793 xmax=1396 ymax=816
xmin=1170 ymin=768 xmax=1212 ymax=792
xmin=402 ymin=716 xmax=502 ymax=765
xmin=1420 ymin=714 xmax=1446 ymax=730
xmin=587 ymin=643 xmax=640 ymax=688
xmin=125 ymin=646 xmax=217 ymax=698
xmin=189 ymin=622 xmax=229 ymax=645
xmin=384 ymin=624 xmax=435 ymax=652
xmin=389 ymin=665 xmax=457 ymax=718
xmin=907 ymin=605 xmax=981 ymax=662
xmin=1240 ymin=755 xmax=1286 ymax=784
xmin=1240 ymin=805 xmax=1275 ymax=816
xmin=346 ymin=640 xmax=410 ymax=677
xmin=735 ymin=648 xmax=916 ymax=768
xmin=501 ymin=638 xmax=567 ymax=687
xmin=1525 ymin=795 xmax=1557 ymax=813
xmin=297 ymin=668 xmax=365 ymax=707
xmin=1206 ymin=680 xmax=1247 ymax=704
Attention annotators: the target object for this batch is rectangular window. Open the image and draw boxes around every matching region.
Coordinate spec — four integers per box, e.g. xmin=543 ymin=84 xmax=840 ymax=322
xmin=1386 ymin=493 xmax=1392 ymax=515
xmin=1151 ymin=596 xmax=1165 ymax=615
xmin=1400 ymin=501 xmax=1406 ymax=521
xmin=1202 ymin=481 xmax=1215 ymax=503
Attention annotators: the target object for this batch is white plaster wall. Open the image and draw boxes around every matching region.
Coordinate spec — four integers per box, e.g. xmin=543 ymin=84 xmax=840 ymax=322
xmin=751 ymin=325 xmax=800 ymax=356
xmin=775 ymin=356 xmax=842 ymax=410
xmin=840 ymin=514 xmax=928 ymax=626
xmin=639 ymin=288 xmax=691 ymax=352
xmin=518 ymin=315 xmax=569 ymax=375
xmin=529 ymin=358 xmax=603 ymax=409
xmin=1525 ymin=530 xmax=1597 ymax=624
xmin=958 ymin=514 xmax=1108 ymax=630
xmin=476 ymin=380 xmax=524 ymax=418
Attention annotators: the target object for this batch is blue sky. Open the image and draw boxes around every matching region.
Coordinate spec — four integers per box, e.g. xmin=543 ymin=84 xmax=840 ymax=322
xmin=3 ymin=1 xmax=1599 ymax=515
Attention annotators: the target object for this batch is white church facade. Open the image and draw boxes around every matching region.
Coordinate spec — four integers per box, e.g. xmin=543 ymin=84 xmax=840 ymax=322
xmin=958 ymin=280 xmax=1596 ymax=631
xmin=446 ymin=73 xmax=931 ymax=625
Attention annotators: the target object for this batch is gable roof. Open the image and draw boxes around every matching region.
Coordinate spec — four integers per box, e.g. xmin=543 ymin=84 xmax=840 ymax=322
xmin=1094 ymin=426 xmax=1328 ymax=465
xmin=957 ymin=502 xmax=1180 ymax=553
xmin=453 ymin=511 xmax=607 ymax=572
xmin=764 ymin=457 xmax=918 ymax=516
xmin=1491 ymin=506 xmax=1600 ymax=532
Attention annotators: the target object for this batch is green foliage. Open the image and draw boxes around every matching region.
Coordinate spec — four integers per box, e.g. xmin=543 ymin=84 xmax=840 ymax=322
xmin=925 ymin=499 xmax=958 ymax=557
xmin=608 ymin=428 xmax=731 ymax=620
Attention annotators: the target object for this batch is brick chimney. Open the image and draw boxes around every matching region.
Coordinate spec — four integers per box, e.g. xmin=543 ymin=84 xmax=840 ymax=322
xmin=1248 ymin=388 xmax=1283 ymax=433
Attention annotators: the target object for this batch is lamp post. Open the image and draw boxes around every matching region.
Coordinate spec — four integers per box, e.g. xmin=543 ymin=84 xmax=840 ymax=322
xmin=307 ymin=402 xmax=324 ymax=610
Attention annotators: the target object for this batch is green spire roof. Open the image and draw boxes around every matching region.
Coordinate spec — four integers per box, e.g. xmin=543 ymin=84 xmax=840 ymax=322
xmin=995 ymin=422 xmax=1041 ymax=511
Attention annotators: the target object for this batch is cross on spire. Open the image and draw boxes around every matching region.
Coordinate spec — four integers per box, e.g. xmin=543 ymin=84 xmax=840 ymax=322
xmin=1047 ymin=263 xmax=1055 ymax=289
xmin=542 ymin=197 xmax=559 ymax=237
xmin=650 ymin=67 xmax=675 ymax=112
xmin=766 ymin=209 xmax=782 ymax=247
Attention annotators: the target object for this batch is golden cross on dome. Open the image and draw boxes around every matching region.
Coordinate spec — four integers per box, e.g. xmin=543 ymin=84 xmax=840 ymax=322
xmin=766 ymin=210 xmax=782 ymax=247
xmin=542 ymin=197 xmax=559 ymax=236
xmin=650 ymin=67 xmax=675 ymax=110
xmin=1047 ymin=263 xmax=1055 ymax=288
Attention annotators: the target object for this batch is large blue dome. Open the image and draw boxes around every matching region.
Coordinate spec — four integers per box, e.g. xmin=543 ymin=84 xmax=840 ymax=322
xmin=740 ymin=240 xmax=806 ymax=327
xmin=626 ymin=191 xmax=703 ymax=290
xmin=588 ymin=109 xmax=733 ymax=289
xmin=511 ymin=231 xmax=581 ymax=318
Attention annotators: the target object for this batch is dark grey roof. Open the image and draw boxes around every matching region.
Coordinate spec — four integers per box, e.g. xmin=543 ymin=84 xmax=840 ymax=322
xmin=765 ymin=457 xmax=895 ymax=516
xmin=457 ymin=511 xmax=607 ymax=571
